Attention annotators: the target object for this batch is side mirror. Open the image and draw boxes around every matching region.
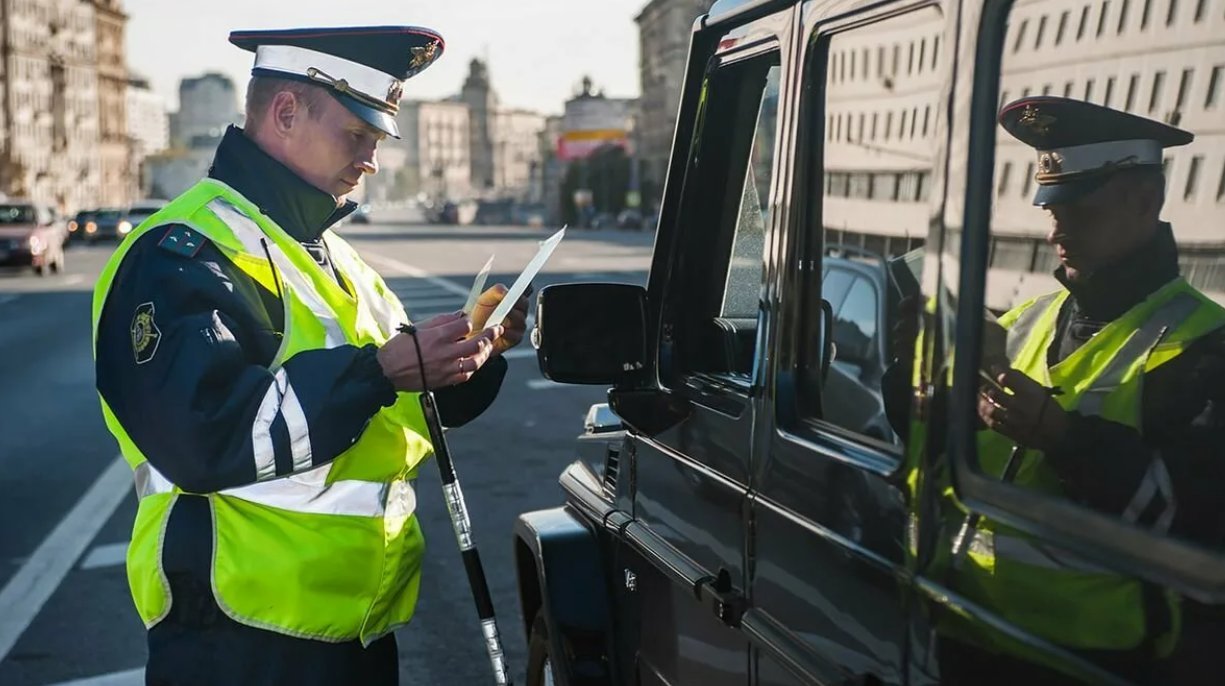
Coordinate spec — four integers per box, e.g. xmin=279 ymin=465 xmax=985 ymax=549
xmin=535 ymin=283 xmax=648 ymax=385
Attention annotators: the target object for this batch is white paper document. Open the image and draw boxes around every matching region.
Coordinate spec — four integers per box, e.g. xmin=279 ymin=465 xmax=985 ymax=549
xmin=484 ymin=227 xmax=566 ymax=329
xmin=463 ymin=255 xmax=495 ymax=314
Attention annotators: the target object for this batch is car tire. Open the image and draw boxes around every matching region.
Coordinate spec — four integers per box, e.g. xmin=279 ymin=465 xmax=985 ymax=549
xmin=526 ymin=611 xmax=557 ymax=686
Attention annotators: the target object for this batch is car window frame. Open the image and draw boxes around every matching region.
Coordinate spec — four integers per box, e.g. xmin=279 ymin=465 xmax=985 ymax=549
xmin=659 ymin=39 xmax=786 ymax=404
xmin=947 ymin=0 xmax=1225 ymax=601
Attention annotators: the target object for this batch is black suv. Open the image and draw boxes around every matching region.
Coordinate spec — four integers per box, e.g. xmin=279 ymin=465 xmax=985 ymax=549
xmin=511 ymin=0 xmax=1225 ymax=684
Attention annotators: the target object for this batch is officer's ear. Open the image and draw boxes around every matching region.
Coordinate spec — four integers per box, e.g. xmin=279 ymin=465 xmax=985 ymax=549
xmin=269 ymin=90 xmax=304 ymax=139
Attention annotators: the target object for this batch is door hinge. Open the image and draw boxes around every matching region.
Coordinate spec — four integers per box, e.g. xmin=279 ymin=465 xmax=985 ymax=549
xmin=693 ymin=568 xmax=746 ymax=628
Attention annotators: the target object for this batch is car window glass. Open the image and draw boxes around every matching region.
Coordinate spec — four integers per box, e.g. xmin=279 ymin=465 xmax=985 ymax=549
xmin=665 ymin=52 xmax=782 ymax=382
xmin=822 ymin=267 xmax=855 ymax=313
xmin=964 ymin=0 xmax=1225 ymax=557
xmin=787 ymin=5 xmax=944 ymax=449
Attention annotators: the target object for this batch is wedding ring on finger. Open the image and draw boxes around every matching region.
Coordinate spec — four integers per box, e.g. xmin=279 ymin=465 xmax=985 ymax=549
xmin=458 ymin=357 xmax=466 ymax=375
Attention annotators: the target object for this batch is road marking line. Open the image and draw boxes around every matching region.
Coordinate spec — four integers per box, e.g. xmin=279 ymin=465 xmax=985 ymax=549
xmin=80 ymin=541 xmax=129 ymax=570
xmin=48 ymin=667 xmax=144 ymax=686
xmin=64 ymin=274 xmax=86 ymax=286
xmin=361 ymin=253 xmax=469 ymax=297
xmin=526 ymin=379 xmax=569 ymax=390
xmin=0 ymin=456 xmax=131 ymax=661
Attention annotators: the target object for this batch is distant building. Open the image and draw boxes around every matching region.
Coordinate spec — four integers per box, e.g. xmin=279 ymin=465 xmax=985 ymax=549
xmin=94 ymin=0 xmax=129 ymax=207
xmin=127 ymin=77 xmax=169 ymax=160
xmin=459 ymin=59 xmax=498 ymax=191
xmin=397 ymin=100 xmax=472 ymax=203
xmin=493 ymin=108 xmax=547 ymax=199
xmin=171 ymin=73 xmax=239 ymax=147
xmin=143 ymin=144 xmax=214 ymax=201
xmin=0 ymin=0 xmax=103 ymax=212
xmin=635 ymin=0 xmax=715 ymax=203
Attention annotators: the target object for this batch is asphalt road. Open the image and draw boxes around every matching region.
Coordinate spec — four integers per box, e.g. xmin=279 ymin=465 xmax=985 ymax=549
xmin=0 ymin=214 xmax=654 ymax=686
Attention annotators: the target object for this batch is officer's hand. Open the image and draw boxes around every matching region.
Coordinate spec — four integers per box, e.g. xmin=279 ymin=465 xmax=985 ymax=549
xmin=377 ymin=312 xmax=503 ymax=391
xmin=977 ymin=369 xmax=1070 ymax=452
xmin=469 ymin=284 xmax=531 ymax=356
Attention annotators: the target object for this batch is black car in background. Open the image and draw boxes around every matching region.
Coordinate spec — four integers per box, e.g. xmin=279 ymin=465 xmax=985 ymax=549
xmin=84 ymin=207 xmax=130 ymax=242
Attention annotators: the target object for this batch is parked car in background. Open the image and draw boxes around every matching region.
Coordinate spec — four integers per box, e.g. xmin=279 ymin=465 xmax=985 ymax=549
xmin=66 ymin=209 xmax=96 ymax=245
xmin=84 ymin=207 xmax=131 ymax=242
xmin=349 ymin=203 xmax=373 ymax=224
xmin=616 ymin=208 xmax=644 ymax=230
xmin=0 ymin=201 xmax=66 ymax=275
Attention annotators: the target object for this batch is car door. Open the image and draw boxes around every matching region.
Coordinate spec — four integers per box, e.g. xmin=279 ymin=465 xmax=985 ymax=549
xmin=613 ymin=7 xmax=795 ymax=686
xmin=746 ymin=1 xmax=949 ymax=684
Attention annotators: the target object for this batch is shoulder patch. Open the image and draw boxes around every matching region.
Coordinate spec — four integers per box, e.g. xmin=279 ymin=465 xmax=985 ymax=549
xmin=157 ymin=225 xmax=207 ymax=258
xmin=131 ymin=302 xmax=162 ymax=365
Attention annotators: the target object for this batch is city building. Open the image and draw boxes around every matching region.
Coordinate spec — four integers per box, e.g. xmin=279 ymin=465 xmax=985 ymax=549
xmin=397 ymin=99 xmax=472 ymax=203
xmin=459 ymin=59 xmax=497 ymax=191
xmin=0 ymin=0 xmax=103 ymax=212
xmin=93 ymin=0 xmax=128 ymax=207
xmin=635 ymin=0 xmax=716 ymax=204
xmin=127 ymin=76 xmax=169 ymax=197
xmin=170 ymin=72 xmax=239 ymax=147
xmin=493 ymin=108 xmax=547 ymax=199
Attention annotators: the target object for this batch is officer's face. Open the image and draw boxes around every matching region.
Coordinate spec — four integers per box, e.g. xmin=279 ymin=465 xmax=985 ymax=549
xmin=1042 ymin=174 xmax=1154 ymax=279
xmin=282 ymin=94 xmax=386 ymax=199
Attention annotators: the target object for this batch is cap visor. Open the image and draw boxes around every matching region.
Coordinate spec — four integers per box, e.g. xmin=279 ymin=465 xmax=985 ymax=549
xmin=335 ymin=95 xmax=400 ymax=139
xmin=1031 ymin=173 xmax=1112 ymax=206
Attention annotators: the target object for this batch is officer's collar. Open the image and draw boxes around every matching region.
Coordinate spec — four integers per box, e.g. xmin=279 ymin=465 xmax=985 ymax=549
xmin=1056 ymin=222 xmax=1181 ymax=321
xmin=208 ymin=126 xmax=356 ymax=242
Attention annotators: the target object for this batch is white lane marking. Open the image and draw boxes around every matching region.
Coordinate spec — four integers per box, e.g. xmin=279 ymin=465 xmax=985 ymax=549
xmin=48 ymin=667 xmax=144 ymax=686
xmin=361 ymin=253 xmax=469 ymax=297
xmin=79 ymin=541 xmax=129 ymax=570
xmin=502 ymin=348 xmax=537 ymax=360
xmin=64 ymin=274 xmax=86 ymax=286
xmin=0 ymin=456 xmax=131 ymax=661
xmin=0 ymin=294 xmax=18 ymax=307
xmin=526 ymin=379 xmax=569 ymax=390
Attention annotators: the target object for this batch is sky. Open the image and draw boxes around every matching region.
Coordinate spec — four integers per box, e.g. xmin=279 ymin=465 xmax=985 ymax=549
xmin=123 ymin=0 xmax=646 ymax=115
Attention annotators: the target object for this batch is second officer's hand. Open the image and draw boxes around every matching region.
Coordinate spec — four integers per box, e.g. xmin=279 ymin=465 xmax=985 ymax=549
xmin=376 ymin=312 xmax=503 ymax=391
xmin=977 ymin=369 xmax=1070 ymax=452
xmin=469 ymin=284 xmax=531 ymax=356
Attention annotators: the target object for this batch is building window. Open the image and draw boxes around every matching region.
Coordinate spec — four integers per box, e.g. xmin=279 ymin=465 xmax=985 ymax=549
xmin=1035 ymin=15 xmax=1048 ymax=48
xmin=1056 ymin=10 xmax=1070 ymax=43
xmin=1014 ymin=19 xmax=1029 ymax=52
xmin=893 ymin=44 xmax=901 ymax=75
xmin=1150 ymin=70 xmax=1166 ymax=113
xmin=911 ymin=106 xmax=918 ymax=138
xmin=1104 ymin=76 xmax=1116 ymax=106
xmin=900 ymin=109 xmax=909 ymax=139
xmin=1118 ymin=0 xmax=1131 ymax=31
xmin=1022 ymin=162 xmax=1035 ymax=198
xmin=858 ymin=113 xmax=865 ymax=141
xmin=1193 ymin=0 xmax=1207 ymax=22
xmin=998 ymin=161 xmax=1013 ymax=197
xmin=862 ymin=48 xmax=869 ymax=79
xmin=1000 ymin=90 xmax=1011 ymax=107
xmin=932 ymin=36 xmax=940 ymax=69
xmin=1098 ymin=0 xmax=1111 ymax=35
xmin=1166 ymin=0 xmax=1178 ymax=25
xmin=923 ymin=106 xmax=931 ymax=136
xmin=1022 ymin=86 xmax=1032 ymax=97
xmin=1126 ymin=73 xmax=1140 ymax=110
xmin=1217 ymin=161 xmax=1225 ymax=201
xmin=1077 ymin=4 xmax=1091 ymax=39
xmin=1184 ymin=155 xmax=1202 ymax=200
xmin=1206 ymin=65 xmax=1222 ymax=108
xmin=878 ymin=46 xmax=885 ymax=77
xmin=919 ymin=39 xmax=927 ymax=72
xmin=885 ymin=111 xmax=893 ymax=140
xmin=871 ymin=112 xmax=879 ymax=140
xmin=850 ymin=50 xmax=857 ymax=80
xmin=1085 ymin=79 xmax=1095 ymax=101
xmin=1175 ymin=68 xmax=1194 ymax=111
xmin=1141 ymin=0 xmax=1152 ymax=27
xmin=908 ymin=41 xmax=915 ymax=74
xmin=1063 ymin=81 xmax=1074 ymax=96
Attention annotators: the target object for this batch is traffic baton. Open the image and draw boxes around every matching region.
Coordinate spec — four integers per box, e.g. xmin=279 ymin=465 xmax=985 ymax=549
xmin=398 ymin=323 xmax=513 ymax=686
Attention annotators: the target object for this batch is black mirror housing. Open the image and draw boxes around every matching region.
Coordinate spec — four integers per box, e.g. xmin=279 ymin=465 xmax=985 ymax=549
xmin=535 ymin=283 xmax=648 ymax=385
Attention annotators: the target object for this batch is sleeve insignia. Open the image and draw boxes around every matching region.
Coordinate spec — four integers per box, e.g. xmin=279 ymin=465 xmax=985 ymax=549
xmin=157 ymin=225 xmax=206 ymax=258
xmin=131 ymin=302 xmax=162 ymax=365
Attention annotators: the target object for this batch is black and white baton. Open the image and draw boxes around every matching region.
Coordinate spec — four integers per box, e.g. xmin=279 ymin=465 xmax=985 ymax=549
xmin=398 ymin=322 xmax=513 ymax=686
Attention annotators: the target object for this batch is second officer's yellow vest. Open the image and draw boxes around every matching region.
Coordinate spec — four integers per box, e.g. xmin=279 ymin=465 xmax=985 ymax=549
xmin=91 ymin=178 xmax=433 ymax=645
xmin=962 ymin=277 xmax=1225 ymax=651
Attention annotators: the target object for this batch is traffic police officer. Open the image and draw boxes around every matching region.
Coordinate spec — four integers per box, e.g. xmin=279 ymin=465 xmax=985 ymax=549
xmin=941 ymin=97 xmax=1225 ymax=683
xmin=92 ymin=26 xmax=530 ymax=685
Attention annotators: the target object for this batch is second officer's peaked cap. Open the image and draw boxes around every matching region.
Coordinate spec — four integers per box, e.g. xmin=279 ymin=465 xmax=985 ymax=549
xmin=999 ymin=96 xmax=1193 ymax=206
xmin=229 ymin=26 xmax=445 ymax=139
